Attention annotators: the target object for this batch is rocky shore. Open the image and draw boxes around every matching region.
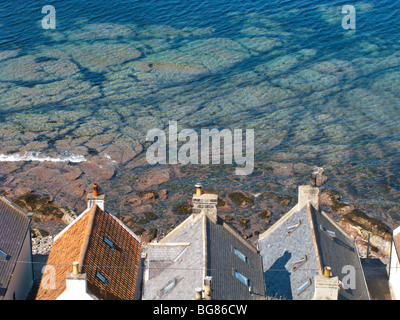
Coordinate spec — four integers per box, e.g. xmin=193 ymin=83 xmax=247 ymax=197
xmin=2 ymin=161 xmax=392 ymax=262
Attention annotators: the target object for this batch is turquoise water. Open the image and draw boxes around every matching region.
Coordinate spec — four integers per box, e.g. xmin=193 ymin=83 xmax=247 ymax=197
xmin=1 ymin=0 xmax=400 ymax=226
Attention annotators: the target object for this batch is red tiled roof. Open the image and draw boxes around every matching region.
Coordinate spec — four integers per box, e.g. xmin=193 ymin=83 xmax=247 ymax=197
xmin=36 ymin=205 xmax=141 ymax=300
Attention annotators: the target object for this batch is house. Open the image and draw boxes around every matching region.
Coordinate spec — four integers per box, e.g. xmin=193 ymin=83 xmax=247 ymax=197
xmin=0 ymin=196 xmax=34 ymax=300
xmin=142 ymin=183 xmax=265 ymax=300
xmin=258 ymin=185 xmax=370 ymax=300
xmin=389 ymin=226 xmax=400 ymax=299
xmin=35 ymin=184 xmax=143 ymax=300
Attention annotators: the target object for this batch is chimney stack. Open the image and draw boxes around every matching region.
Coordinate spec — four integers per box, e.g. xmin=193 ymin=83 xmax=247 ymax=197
xmin=57 ymin=261 xmax=97 ymax=300
xmin=192 ymin=184 xmax=218 ymax=222
xmin=87 ymin=183 xmax=105 ymax=211
xmin=313 ymin=267 xmax=339 ymax=300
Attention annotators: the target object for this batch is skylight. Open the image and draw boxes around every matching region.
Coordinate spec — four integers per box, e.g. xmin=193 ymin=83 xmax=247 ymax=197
xmin=297 ymin=279 xmax=311 ymax=296
xmin=292 ymin=255 xmax=307 ymax=271
xmin=0 ymin=248 xmax=9 ymax=260
xmin=287 ymin=220 xmax=301 ymax=234
xmin=234 ymin=270 xmax=251 ymax=287
xmin=233 ymin=247 xmax=248 ymax=264
xmin=320 ymin=225 xmax=336 ymax=238
xmin=159 ymin=278 xmax=177 ymax=297
xmin=103 ymin=236 xmax=115 ymax=249
xmin=96 ymin=271 xmax=108 ymax=285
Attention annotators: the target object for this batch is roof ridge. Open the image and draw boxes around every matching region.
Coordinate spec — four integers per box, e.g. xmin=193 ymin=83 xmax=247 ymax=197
xmin=78 ymin=204 xmax=98 ymax=272
xmin=307 ymin=203 xmax=324 ymax=275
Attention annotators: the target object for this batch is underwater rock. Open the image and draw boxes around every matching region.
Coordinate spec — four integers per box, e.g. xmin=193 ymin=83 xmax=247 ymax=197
xmin=0 ymin=50 xmax=19 ymax=61
xmin=272 ymin=68 xmax=340 ymax=93
xmin=125 ymin=38 xmax=250 ymax=84
xmin=236 ymin=37 xmax=282 ymax=53
xmin=67 ymin=23 xmax=135 ymax=41
xmin=0 ymin=54 xmax=81 ymax=82
xmin=62 ymin=42 xmax=142 ymax=73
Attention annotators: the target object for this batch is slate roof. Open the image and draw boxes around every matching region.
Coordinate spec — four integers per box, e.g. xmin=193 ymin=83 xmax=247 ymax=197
xmin=36 ymin=205 xmax=142 ymax=300
xmin=142 ymin=211 xmax=265 ymax=300
xmin=258 ymin=201 xmax=370 ymax=300
xmin=0 ymin=196 xmax=31 ymax=299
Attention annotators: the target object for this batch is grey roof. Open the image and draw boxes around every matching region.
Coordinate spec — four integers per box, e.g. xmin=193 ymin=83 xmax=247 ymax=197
xmin=258 ymin=205 xmax=320 ymax=300
xmin=310 ymin=206 xmax=370 ymax=300
xmin=143 ymin=214 xmax=204 ymax=300
xmin=143 ymin=212 xmax=265 ymax=300
xmin=206 ymin=217 xmax=265 ymax=299
xmin=258 ymin=203 xmax=370 ymax=300
xmin=0 ymin=196 xmax=31 ymax=299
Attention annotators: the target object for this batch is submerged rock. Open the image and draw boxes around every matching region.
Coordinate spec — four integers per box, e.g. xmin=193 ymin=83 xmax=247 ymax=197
xmin=62 ymin=42 xmax=142 ymax=73
xmin=67 ymin=23 xmax=135 ymax=41
xmin=124 ymin=38 xmax=250 ymax=84
xmin=0 ymin=54 xmax=81 ymax=82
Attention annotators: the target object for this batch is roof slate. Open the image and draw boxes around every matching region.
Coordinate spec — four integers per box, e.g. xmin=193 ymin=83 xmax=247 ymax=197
xmin=0 ymin=197 xmax=31 ymax=299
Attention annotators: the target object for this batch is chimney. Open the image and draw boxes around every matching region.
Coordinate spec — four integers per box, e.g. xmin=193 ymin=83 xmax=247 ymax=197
xmin=56 ymin=262 xmax=97 ymax=300
xmin=311 ymin=167 xmax=324 ymax=187
xmin=203 ymin=276 xmax=212 ymax=300
xmin=298 ymin=185 xmax=319 ymax=210
xmin=313 ymin=267 xmax=339 ymax=300
xmin=87 ymin=183 xmax=105 ymax=211
xmin=192 ymin=184 xmax=218 ymax=222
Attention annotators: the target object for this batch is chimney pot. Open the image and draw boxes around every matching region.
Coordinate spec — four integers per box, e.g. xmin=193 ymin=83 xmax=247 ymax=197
xmin=195 ymin=183 xmax=202 ymax=196
xmin=72 ymin=261 xmax=79 ymax=275
xmin=324 ymin=266 xmax=332 ymax=279
xmin=93 ymin=184 xmax=99 ymax=197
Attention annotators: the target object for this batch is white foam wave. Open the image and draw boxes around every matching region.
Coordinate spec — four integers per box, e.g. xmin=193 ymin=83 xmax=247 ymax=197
xmin=0 ymin=152 xmax=87 ymax=163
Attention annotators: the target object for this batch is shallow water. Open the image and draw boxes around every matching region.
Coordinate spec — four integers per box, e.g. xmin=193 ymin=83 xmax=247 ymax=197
xmin=0 ymin=0 xmax=400 ymax=228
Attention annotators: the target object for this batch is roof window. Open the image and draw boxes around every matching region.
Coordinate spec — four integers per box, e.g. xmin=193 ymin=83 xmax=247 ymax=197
xmin=96 ymin=271 xmax=108 ymax=285
xmin=159 ymin=278 xmax=177 ymax=297
xmin=297 ymin=278 xmax=312 ymax=296
xmin=234 ymin=270 xmax=251 ymax=288
xmin=233 ymin=247 xmax=249 ymax=264
xmin=287 ymin=220 xmax=301 ymax=234
xmin=0 ymin=248 xmax=9 ymax=260
xmin=103 ymin=236 xmax=115 ymax=249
